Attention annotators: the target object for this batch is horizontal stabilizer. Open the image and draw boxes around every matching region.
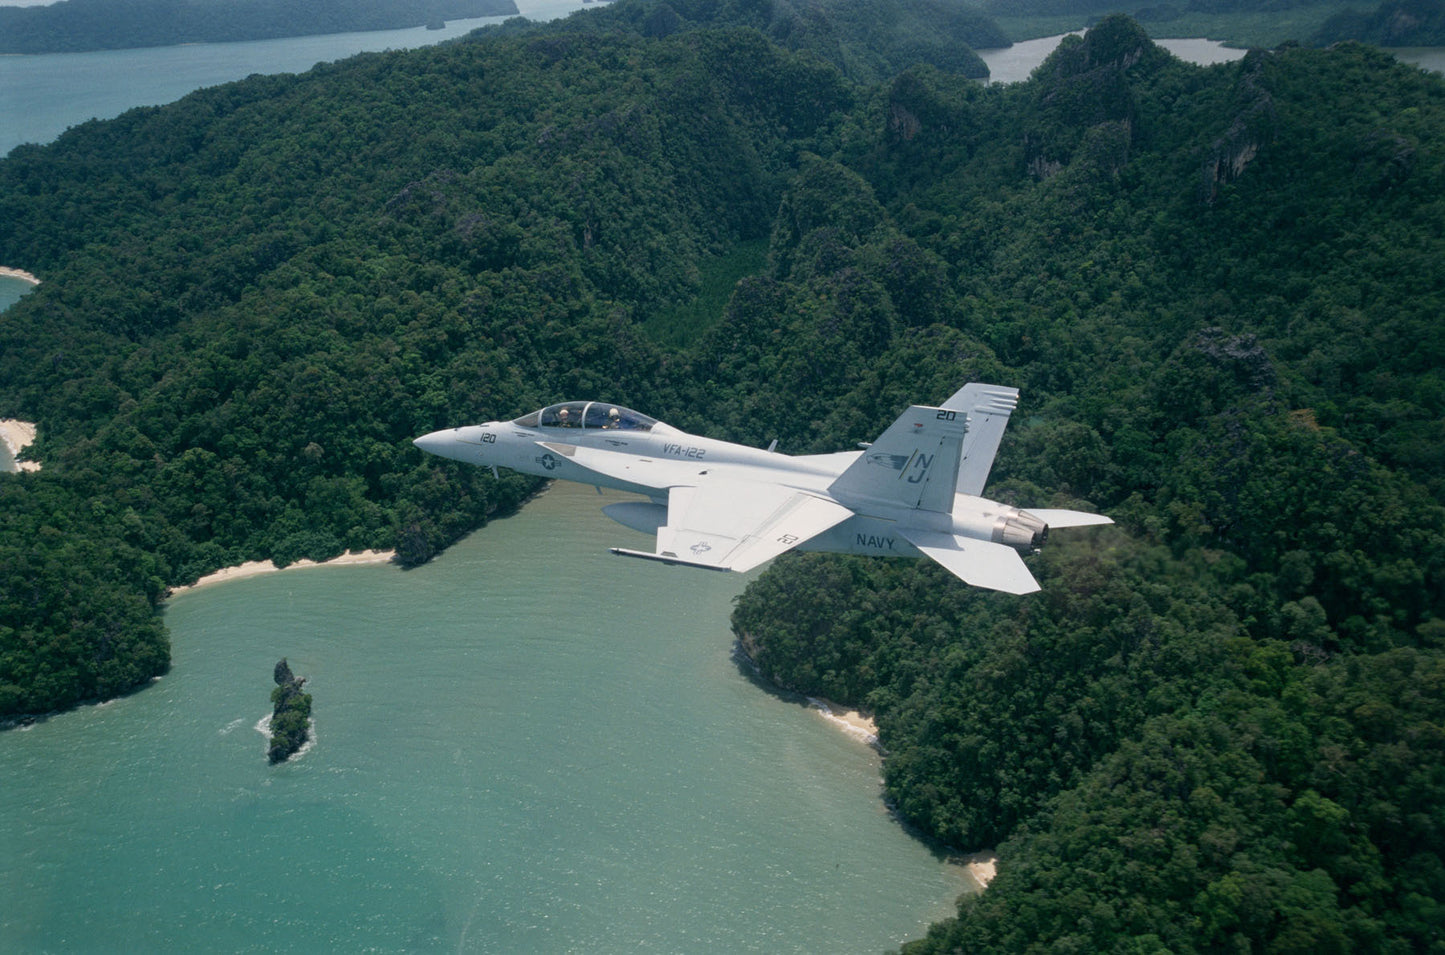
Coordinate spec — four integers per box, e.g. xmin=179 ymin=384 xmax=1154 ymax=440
xmin=1027 ymin=508 xmax=1113 ymax=529
xmin=899 ymin=528 xmax=1041 ymax=595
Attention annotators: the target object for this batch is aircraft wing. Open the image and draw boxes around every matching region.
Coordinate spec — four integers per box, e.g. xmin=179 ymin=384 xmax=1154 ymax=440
xmin=612 ymin=479 xmax=855 ymax=572
xmin=898 ymin=528 xmax=1041 ymax=595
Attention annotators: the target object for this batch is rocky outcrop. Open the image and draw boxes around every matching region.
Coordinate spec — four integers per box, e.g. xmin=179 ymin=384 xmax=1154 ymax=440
xmin=1023 ymin=15 xmax=1170 ymax=181
xmin=1190 ymin=327 xmax=1277 ymax=392
xmin=268 ymin=658 xmax=312 ymax=764
xmin=1202 ymin=50 xmax=1277 ymax=204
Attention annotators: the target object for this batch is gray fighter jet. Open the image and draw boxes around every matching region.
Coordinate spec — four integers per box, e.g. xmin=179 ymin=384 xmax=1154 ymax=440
xmin=413 ymin=383 xmax=1110 ymax=593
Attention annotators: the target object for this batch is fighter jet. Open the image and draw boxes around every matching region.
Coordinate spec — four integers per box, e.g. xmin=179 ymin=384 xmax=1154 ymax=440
xmin=412 ymin=383 xmax=1111 ymax=594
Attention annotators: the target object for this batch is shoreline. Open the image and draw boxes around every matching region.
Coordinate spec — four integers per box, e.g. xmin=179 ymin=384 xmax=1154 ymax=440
xmin=0 ymin=266 xmax=40 ymax=285
xmin=807 ymin=696 xmax=879 ymax=745
xmin=166 ymin=549 xmax=397 ymax=599
xmin=805 ymin=694 xmax=1001 ymax=890
xmin=0 ymin=419 xmax=39 ymax=472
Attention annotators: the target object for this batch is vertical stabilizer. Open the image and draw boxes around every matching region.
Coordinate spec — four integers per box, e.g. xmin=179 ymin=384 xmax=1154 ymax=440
xmin=828 ymin=405 xmax=967 ymax=513
xmin=942 ymin=383 xmax=1019 ymax=497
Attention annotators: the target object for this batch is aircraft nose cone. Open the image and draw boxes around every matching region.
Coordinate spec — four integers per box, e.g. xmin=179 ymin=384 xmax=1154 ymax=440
xmin=413 ymin=429 xmax=457 ymax=458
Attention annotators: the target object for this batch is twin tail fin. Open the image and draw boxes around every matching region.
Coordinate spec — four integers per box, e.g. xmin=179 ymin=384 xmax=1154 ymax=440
xmin=827 ymin=382 xmax=1020 ymax=511
xmin=827 ymin=404 xmax=967 ymax=513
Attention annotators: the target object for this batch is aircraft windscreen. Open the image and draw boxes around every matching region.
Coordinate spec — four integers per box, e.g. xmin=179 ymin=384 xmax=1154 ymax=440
xmin=515 ymin=402 xmax=656 ymax=432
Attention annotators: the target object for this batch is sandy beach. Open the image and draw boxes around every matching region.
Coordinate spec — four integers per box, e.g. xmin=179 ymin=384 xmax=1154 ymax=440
xmin=167 ymin=549 xmax=397 ymax=598
xmin=0 ymin=266 xmax=41 ymax=285
xmin=808 ymin=697 xmax=880 ymax=745
xmin=960 ymin=850 xmax=998 ymax=890
xmin=0 ymin=419 xmax=39 ymax=472
xmin=965 ymin=855 xmax=999 ymax=889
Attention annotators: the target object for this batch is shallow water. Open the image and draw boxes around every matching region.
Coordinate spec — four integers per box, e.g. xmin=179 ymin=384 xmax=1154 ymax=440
xmin=0 ymin=483 xmax=972 ymax=953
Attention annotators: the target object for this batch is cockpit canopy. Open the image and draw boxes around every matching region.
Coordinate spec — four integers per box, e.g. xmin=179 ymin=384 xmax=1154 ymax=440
xmin=512 ymin=401 xmax=657 ymax=432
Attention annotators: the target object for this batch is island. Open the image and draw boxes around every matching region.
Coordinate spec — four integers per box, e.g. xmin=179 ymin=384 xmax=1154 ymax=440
xmin=0 ymin=0 xmax=519 ymax=55
xmin=1313 ymin=0 xmax=1445 ymax=46
xmin=267 ymin=658 xmax=312 ymax=764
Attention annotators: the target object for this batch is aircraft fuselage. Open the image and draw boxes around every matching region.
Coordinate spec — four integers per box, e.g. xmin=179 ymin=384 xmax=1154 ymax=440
xmin=417 ymin=413 xmax=1044 ymax=561
xmin=414 ymin=389 xmax=1110 ymax=594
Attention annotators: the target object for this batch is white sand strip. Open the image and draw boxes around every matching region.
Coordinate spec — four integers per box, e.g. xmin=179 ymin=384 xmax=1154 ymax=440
xmin=168 ymin=549 xmax=397 ymax=598
xmin=0 ymin=267 xmax=40 ymax=285
xmin=0 ymin=419 xmax=39 ymax=472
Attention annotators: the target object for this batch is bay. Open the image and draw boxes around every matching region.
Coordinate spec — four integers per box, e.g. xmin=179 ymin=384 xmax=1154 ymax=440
xmin=0 ymin=481 xmax=972 ymax=953
xmin=978 ymin=33 xmax=1445 ymax=85
xmin=1392 ymin=46 xmax=1445 ymax=74
xmin=978 ymin=33 xmax=1249 ymax=84
xmin=0 ymin=0 xmax=589 ymax=157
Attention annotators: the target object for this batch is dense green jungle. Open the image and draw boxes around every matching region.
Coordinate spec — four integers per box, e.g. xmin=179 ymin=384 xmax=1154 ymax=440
xmin=2 ymin=0 xmax=1443 ymax=950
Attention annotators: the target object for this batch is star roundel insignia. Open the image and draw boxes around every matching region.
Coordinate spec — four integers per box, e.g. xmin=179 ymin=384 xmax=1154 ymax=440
xmin=690 ymin=541 xmax=712 ymax=556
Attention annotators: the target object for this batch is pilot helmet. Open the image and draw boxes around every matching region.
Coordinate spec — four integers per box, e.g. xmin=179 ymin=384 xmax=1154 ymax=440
xmin=609 ymin=407 xmax=620 ymax=418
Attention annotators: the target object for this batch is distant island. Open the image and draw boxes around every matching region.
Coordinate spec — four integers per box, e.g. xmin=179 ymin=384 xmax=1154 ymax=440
xmin=1313 ymin=0 xmax=1445 ymax=46
xmin=0 ymin=0 xmax=519 ymax=55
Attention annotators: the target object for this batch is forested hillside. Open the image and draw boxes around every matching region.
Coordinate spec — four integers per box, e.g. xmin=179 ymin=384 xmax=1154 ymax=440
xmin=572 ymin=0 xmax=1006 ymax=79
xmin=2 ymin=1 xmax=1443 ymax=950
xmin=729 ymin=21 xmax=1445 ymax=954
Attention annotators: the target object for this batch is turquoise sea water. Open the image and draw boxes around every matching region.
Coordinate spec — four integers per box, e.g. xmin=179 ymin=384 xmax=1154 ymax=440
xmin=0 ymin=274 xmax=32 ymax=312
xmin=0 ymin=483 xmax=973 ymax=953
